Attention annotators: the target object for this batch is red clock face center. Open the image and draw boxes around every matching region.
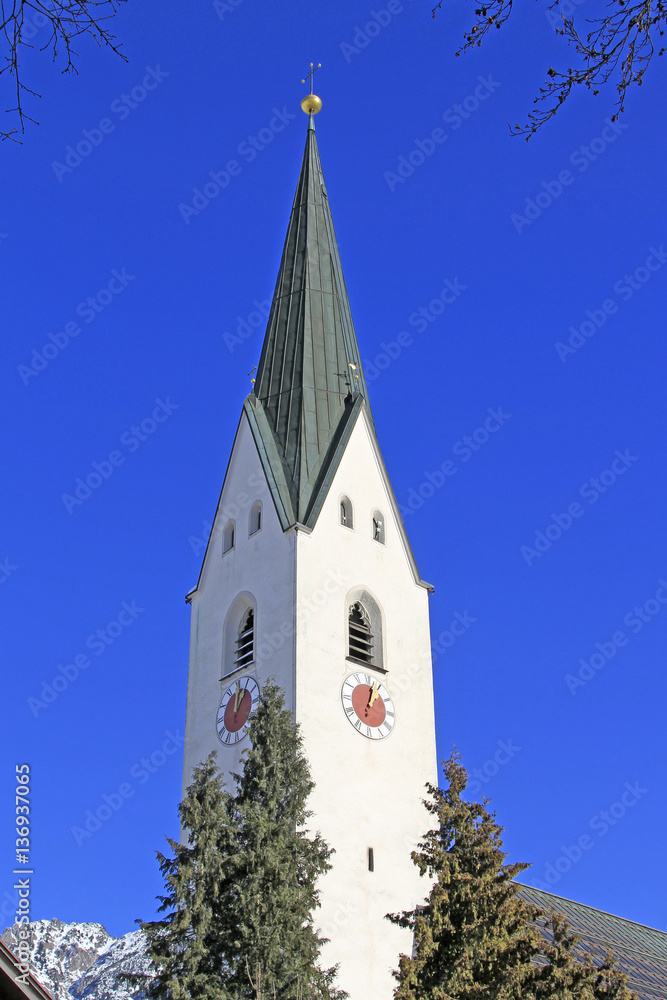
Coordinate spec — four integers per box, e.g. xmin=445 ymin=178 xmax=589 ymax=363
xmin=224 ymin=690 xmax=251 ymax=732
xmin=351 ymin=685 xmax=386 ymax=728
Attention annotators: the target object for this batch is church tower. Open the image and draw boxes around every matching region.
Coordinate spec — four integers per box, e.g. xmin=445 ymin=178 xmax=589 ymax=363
xmin=182 ymin=99 xmax=438 ymax=1000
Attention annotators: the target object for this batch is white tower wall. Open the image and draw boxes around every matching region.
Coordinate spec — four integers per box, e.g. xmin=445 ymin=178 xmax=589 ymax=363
xmin=295 ymin=411 xmax=437 ymax=999
xmin=182 ymin=415 xmax=296 ymax=791
xmin=182 ymin=409 xmax=437 ymax=999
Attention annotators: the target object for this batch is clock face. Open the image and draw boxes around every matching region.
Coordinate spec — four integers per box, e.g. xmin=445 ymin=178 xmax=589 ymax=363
xmin=341 ymin=672 xmax=395 ymax=741
xmin=216 ymin=676 xmax=260 ymax=746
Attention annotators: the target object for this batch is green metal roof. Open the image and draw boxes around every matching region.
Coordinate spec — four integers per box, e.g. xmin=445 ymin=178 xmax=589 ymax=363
xmin=245 ymin=117 xmax=371 ymax=530
xmin=186 ymin=116 xmax=432 ymax=595
xmin=516 ymin=884 xmax=667 ymax=1000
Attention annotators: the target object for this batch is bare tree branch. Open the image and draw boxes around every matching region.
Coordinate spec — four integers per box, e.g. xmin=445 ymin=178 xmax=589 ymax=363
xmin=0 ymin=0 xmax=127 ymax=142
xmin=432 ymin=0 xmax=667 ymax=137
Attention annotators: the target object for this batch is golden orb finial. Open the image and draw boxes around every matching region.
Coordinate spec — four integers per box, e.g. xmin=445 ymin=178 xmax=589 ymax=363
xmin=301 ymin=62 xmax=322 ymax=115
xmin=301 ymin=93 xmax=322 ymax=115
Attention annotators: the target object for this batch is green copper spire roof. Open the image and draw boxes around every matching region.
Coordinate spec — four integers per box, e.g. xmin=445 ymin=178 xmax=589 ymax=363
xmin=244 ymin=118 xmax=371 ymax=529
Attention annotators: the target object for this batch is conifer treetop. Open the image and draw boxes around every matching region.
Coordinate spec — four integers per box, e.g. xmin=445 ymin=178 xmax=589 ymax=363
xmin=134 ymin=680 xmax=347 ymax=1000
xmin=388 ymin=749 xmax=637 ymax=1000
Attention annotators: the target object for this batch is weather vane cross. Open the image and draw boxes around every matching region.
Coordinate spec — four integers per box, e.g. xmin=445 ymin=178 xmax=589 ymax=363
xmin=300 ymin=62 xmax=323 ymax=116
xmin=302 ymin=62 xmax=321 ymax=94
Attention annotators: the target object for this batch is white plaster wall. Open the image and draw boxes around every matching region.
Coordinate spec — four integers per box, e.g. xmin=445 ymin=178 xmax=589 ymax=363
xmin=182 ymin=407 xmax=438 ymax=1000
xmin=182 ymin=414 xmax=296 ymax=797
xmin=295 ymin=410 xmax=438 ymax=1000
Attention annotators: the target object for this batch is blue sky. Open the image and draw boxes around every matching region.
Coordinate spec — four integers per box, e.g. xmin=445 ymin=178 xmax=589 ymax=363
xmin=1 ymin=0 xmax=665 ymax=941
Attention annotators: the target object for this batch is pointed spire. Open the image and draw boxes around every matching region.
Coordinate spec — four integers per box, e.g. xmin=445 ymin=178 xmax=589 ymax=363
xmin=245 ymin=118 xmax=371 ymax=529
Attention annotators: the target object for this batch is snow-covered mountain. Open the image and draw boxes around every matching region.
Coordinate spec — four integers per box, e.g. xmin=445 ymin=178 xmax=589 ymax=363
xmin=1 ymin=918 xmax=152 ymax=1000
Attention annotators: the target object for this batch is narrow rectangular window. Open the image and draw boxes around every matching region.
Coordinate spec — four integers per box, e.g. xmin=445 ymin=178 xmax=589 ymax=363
xmin=368 ymin=847 xmax=374 ymax=872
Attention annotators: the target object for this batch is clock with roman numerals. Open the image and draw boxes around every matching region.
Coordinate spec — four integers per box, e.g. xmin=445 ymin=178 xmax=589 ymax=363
xmin=216 ymin=676 xmax=260 ymax=746
xmin=341 ymin=672 xmax=395 ymax=740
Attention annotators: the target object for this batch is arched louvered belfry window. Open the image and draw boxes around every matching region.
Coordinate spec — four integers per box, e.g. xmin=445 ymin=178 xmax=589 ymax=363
xmin=348 ymin=602 xmax=373 ymax=664
xmin=346 ymin=589 xmax=385 ymax=671
xmin=372 ymin=510 xmax=385 ymax=544
xmin=222 ymin=519 xmax=235 ymax=554
xmin=340 ymin=495 xmax=353 ymax=529
xmin=234 ymin=608 xmax=254 ymax=670
xmin=222 ymin=593 xmax=256 ymax=680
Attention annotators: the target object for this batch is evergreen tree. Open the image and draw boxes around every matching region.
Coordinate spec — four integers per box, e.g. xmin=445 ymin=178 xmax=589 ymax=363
xmin=587 ymin=951 xmax=637 ymax=1000
xmin=388 ymin=750 xmax=636 ymax=1000
xmin=136 ymin=681 xmax=346 ymax=1000
xmin=137 ymin=755 xmax=238 ymax=1000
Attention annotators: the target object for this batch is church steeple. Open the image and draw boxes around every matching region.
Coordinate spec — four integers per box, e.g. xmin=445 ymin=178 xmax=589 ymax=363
xmin=244 ymin=117 xmax=371 ymax=531
xmin=184 ymin=86 xmax=438 ymax=1000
